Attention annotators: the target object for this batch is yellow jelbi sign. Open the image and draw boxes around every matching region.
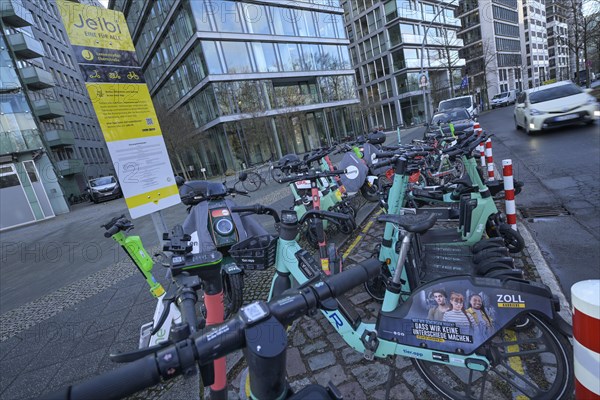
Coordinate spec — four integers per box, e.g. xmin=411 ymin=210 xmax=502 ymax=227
xmin=56 ymin=0 xmax=179 ymax=218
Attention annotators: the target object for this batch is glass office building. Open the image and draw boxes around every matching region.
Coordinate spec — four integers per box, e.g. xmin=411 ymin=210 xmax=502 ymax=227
xmin=343 ymin=0 xmax=464 ymax=128
xmin=1 ymin=0 xmax=68 ymax=230
xmin=110 ymin=0 xmax=362 ymax=177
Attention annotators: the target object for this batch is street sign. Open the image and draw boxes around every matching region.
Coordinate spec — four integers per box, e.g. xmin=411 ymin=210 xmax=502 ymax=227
xmin=56 ymin=1 xmax=180 ymax=219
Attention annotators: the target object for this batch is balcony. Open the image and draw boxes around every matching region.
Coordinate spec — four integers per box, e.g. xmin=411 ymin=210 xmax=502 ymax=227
xmin=0 ymin=129 xmax=43 ymax=155
xmin=19 ymin=66 xmax=55 ymax=90
xmin=44 ymin=129 xmax=75 ymax=148
xmin=56 ymin=159 xmax=84 ymax=176
xmin=0 ymin=0 xmax=33 ymax=27
xmin=32 ymin=99 xmax=65 ymax=120
xmin=6 ymin=32 xmax=44 ymax=59
xmin=0 ymin=66 xmax=20 ymax=92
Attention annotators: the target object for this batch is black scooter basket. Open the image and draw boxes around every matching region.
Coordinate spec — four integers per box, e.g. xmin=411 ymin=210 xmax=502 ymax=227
xmin=229 ymin=235 xmax=277 ymax=270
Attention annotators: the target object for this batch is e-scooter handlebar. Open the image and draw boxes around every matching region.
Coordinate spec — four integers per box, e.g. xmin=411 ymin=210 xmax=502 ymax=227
xmin=230 ymin=205 xmax=281 ymax=223
xmin=38 ymin=260 xmax=380 ymax=400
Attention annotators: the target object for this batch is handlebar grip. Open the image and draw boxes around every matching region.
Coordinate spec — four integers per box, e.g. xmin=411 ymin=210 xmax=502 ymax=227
xmin=40 ymin=355 xmax=160 ymax=400
xmin=325 ymin=259 xmax=381 ymax=297
xmin=374 ymin=151 xmax=397 ymax=159
xmin=373 ymin=158 xmax=396 ymax=169
xmin=104 ymin=225 xmax=120 ymax=238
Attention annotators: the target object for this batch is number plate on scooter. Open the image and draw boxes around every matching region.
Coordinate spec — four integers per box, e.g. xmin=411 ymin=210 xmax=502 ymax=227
xmin=295 ymin=180 xmax=311 ymax=189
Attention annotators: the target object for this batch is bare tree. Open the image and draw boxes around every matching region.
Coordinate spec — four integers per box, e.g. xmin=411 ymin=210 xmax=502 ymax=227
xmin=556 ymin=0 xmax=598 ymax=86
xmin=428 ymin=27 xmax=464 ymax=98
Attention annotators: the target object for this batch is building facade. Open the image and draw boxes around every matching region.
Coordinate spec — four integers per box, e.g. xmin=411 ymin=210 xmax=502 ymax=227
xmin=22 ymin=0 xmax=113 ymax=197
xmin=519 ymin=0 xmax=550 ymax=87
xmin=545 ymin=0 xmax=570 ymax=81
xmin=110 ymin=0 xmax=362 ymax=177
xmin=457 ymin=0 xmax=523 ymax=103
xmin=1 ymin=0 xmax=68 ymax=230
xmin=343 ymin=0 xmax=465 ymax=128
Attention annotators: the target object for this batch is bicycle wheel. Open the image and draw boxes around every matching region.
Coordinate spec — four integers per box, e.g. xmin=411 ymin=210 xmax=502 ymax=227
xmin=242 ymin=172 xmax=262 ymax=192
xmin=222 ymin=271 xmax=244 ymax=319
xmin=270 ymin=166 xmax=284 ymax=182
xmin=412 ymin=313 xmax=573 ymax=400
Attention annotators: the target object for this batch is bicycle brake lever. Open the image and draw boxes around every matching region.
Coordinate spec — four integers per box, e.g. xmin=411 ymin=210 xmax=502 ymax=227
xmin=150 ymin=293 xmax=176 ymax=336
xmin=109 ymin=340 xmax=173 ymax=363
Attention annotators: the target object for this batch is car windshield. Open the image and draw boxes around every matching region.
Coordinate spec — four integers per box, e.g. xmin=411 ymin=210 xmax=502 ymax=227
xmin=495 ymin=92 xmax=509 ymax=99
xmin=529 ymin=83 xmax=582 ymax=104
xmin=90 ymin=177 xmax=116 ymax=187
xmin=439 ymin=97 xmax=471 ymax=110
xmin=432 ymin=109 xmax=470 ymax=124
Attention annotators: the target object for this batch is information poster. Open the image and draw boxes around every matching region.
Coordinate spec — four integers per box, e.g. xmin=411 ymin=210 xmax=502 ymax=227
xmin=57 ymin=0 xmax=179 ymax=218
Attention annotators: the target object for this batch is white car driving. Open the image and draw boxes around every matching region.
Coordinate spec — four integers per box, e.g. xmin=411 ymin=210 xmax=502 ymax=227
xmin=514 ymin=80 xmax=599 ymax=135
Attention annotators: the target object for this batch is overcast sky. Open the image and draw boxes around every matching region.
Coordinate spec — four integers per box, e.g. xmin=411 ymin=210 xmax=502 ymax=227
xmin=99 ymin=0 xmax=108 ymax=7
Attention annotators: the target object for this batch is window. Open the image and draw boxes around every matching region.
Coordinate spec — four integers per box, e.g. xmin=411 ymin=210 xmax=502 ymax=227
xmin=221 ymin=42 xmax=251 ymax=73
xmin=213 ymin=1 xmax=243 ymax=33
xmin=241 ymin=3 xmax=270 ymax=34
xmin=252 ymin=42 xmax=278 ymax=72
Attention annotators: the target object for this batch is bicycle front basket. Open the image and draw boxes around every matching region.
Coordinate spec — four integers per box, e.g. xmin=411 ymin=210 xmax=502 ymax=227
xmin=229 ymin=235 xmax=278 ymax=270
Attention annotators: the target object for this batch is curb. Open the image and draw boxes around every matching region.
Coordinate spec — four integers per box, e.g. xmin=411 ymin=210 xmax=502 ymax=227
xmin=517 ymin=219 xmax=573 ymax=324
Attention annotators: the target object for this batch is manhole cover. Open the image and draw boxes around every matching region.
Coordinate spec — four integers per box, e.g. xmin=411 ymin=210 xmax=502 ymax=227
xmin=519 ymin=205 xmax=570 ymax=218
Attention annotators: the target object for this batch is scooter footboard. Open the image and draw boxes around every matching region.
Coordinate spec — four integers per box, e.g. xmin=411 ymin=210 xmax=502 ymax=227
xmin=376 ymin=275 xmax=558 ymax=355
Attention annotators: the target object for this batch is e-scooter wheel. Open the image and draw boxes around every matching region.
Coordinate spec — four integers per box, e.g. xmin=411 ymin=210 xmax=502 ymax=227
xmin=498 ymin=223 xmax=525 ymax=253
xmin=413 ymin=314 xmax=574 ymax=400
xmin=360 ymin=180 xmax=380 ymax=202
xmin=222 ymin=271 xmax=244 ymax=319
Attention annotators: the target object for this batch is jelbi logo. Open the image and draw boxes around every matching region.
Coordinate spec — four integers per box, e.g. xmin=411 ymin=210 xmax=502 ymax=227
xmin=81 ymin=49 xmax=94 ymax=61
xmin=73 ymin=14 xmax=123 ymax=34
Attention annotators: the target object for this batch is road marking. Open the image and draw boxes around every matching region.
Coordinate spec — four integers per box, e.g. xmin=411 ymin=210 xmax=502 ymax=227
xmin=343 ymin=209 xmax=383 ymax=260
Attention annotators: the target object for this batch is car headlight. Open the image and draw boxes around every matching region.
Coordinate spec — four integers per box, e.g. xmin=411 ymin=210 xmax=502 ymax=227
xmin=529 ymin=108 xmax=543 ymax=116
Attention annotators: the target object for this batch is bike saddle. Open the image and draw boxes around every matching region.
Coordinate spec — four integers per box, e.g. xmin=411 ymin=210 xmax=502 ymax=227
xmin=377 ymin=213 xmax=437 ymax=234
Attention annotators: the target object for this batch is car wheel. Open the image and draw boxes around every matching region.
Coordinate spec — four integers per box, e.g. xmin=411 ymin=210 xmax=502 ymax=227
xmin=514 ymin=116 xmax=521 ymax=130
xmin=524 ymin=119 xmax=532 ymax=135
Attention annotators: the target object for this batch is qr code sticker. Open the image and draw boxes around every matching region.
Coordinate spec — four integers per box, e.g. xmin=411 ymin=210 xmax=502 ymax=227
xmin=146 ymin=118 xmax=153 ymax=125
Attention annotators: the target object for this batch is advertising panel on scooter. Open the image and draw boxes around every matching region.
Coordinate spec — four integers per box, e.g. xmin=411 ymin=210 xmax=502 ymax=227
xmin=377 ymin=277 xmax=555 ymax=354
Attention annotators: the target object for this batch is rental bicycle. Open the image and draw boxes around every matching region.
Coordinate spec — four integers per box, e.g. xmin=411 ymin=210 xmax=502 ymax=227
xmin=231 ymin=204 xmax=574 ymax=400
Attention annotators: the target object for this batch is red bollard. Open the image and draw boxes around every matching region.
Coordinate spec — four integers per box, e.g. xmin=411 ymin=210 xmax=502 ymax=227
xmin=485 ymin=139 xmax=494 ymax=180
xmin=572 ymin=280 xmax=600 ymax=400
xmin=502 ymin=159 xmax=517 ymax=230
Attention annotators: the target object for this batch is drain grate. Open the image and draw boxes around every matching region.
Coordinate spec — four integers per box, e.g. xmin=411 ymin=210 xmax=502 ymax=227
xmin=519 ymin=205 xmax=571 ymax=218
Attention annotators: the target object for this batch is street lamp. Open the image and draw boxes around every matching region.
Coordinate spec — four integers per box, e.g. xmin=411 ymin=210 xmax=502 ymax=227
xmin=419 ymin=0 xmax=459 ymax=125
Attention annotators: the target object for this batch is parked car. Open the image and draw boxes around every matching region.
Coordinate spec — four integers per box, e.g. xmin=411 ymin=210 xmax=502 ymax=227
xmin=425 ymin=107 xmax=476 ymax=138
xmin=438 ymin=95 xmax=478 ymax=118
xmin=513 ymin=80 xmax=599 ymax=135
xmin=87 ymin=176 xmax=122 ymax=203
xmin=491 ymin=90 xmax=518 ymax=108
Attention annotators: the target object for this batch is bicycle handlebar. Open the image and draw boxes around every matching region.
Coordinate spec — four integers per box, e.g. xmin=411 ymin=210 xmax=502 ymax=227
xmin=39 ymin=260 xmax=381 ymax=400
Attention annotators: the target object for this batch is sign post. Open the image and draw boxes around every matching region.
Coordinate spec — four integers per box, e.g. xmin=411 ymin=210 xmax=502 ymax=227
xmin=56 ymin=1 xmax=180 ymax=228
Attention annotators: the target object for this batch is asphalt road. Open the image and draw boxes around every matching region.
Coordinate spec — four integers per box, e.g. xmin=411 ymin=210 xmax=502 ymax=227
xmin=478 ymin=105 xmax=600 ymax=300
